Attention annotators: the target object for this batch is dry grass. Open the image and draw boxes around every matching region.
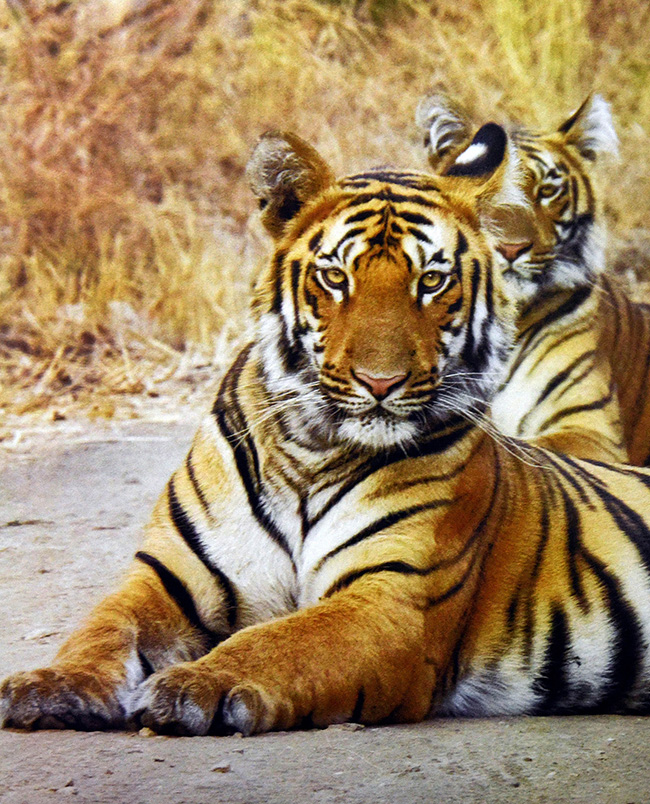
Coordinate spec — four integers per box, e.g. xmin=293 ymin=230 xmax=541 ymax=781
xmin=0 ymin=0 xmax=649 ymax=427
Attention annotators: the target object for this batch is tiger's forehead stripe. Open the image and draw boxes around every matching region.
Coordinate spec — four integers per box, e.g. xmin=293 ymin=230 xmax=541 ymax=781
xmin=299 ymin=176 xmax=456 ymax=263
xmin=340 ymin=170 xmax=441 ymax=191
xmin=344 ymin=208 xmax=382 ymax=224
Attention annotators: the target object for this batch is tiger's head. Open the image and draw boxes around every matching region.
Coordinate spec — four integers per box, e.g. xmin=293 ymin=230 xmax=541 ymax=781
xmin=246 ymin=127 xmax=524 ymax=451
xmin=416 ymin=94 xmax=619 ymax=306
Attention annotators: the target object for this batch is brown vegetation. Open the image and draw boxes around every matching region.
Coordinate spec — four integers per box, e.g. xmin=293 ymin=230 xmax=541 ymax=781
xmin=0 ymin=0 xmax=648 ymax=425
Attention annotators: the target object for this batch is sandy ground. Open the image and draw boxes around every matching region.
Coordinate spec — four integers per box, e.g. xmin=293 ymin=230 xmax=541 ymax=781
xmin=2 ymin=419 xmax=650 ymax=804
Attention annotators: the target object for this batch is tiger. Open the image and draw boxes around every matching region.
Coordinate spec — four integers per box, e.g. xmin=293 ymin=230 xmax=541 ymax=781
xmin=417 ymin=93 xmax=650 ymax=466
xmin=4 ymin=125 xmax=650 ymax=737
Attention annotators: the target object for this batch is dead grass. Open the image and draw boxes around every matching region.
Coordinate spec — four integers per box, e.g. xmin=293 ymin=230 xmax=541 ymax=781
xmin=0 ymin=0 xmax=649 ymax=426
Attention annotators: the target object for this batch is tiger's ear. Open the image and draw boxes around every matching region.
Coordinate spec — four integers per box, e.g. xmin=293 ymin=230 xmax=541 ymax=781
xmin=246 ymin=131 xmax=335 ymax=239
xmin=556 ymin=94 xmax=619 ymax=161
xmin=415 ymin=93 xmax=472 ymax=172
xmin=443 ymin=122 xmax=527 ymax=210
xmin=439 ymin=123 xmax=529 ymax=238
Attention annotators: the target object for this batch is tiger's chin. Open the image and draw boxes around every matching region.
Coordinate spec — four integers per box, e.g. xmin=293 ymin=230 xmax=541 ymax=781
xmin=336 ymin=413 xmax=421 ymax=452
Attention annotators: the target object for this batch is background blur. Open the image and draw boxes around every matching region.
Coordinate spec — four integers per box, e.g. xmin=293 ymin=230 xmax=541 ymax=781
xmin=0 ymin=0 xmax=648 ymax=424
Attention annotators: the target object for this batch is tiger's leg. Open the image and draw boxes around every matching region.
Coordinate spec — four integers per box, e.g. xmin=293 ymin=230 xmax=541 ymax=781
xmin=1 ymin=407 xmax=298 ymax=732
xmin=0 ymin=557 xmax=217 ymax=731
xmin=131 ymin=577 xmax=464 ymax=736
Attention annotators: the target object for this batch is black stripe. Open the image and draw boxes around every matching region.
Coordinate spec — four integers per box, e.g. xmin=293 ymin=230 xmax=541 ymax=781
xmin=351 ymin=688 xmax=365 ymax=722
xmin=270 ymin=249 xmax=288 ymax=314
xmin=506 ymin=478 xmax=553 ymax=653
xmin=268 ymin=254 xmax=304 ymax=373
xmin=558 ymin=457 xmax=650 ymax=574
xmin=323 ymin=484 xmax=494 ymax=600
xmin=306 ymin=420 xmax=471 ymax=530
xmin=336 ymin=227 xmax=368 ymax=251
xmin=515 ymin=350 xmax=597 ymax=436
xmin=345 ymin=192 xmax=387 ymax=208
xmin=462 ymin=259 xmax=481 ymax=368
xmin=323 ymin=445 xmax=499 ymax=604
xmin=185 ymin=451 xmax=211 ymax=515
xmin=339 ymin=185 xmax=440 ymax=208
xmin=290 ymin=259 xmax=305 ymax=339
xmin=581 ymin=550 xmax=643 ymax=711
xmin=453 ymin=230 xmax=467 ymax=285
xmin=542 ymin=451 xmax=593 ymax=507
xmin=541 ymin=455 xmax=646 ymax=709
xmin=503 ymin=319 xmax=555 ymax=385
xmin=212 ymin=350 xmax=295 ymax=564
xmin=345 ymin=209 xmax=380 ymax=224
xmin=537 ymin=391 xmax=614 ymax=433
xmin=518 ymin=286 xmax=592 ymax=343
xmin=477 ymin=257 xmax=495 ymax=354
xmin=309 ymin=230 xmax=323 ymax=253
xmin=398 ymin=210 xmax=434 ymax=227
xmin=519 ymin=323 xmax=592 ymax=376
xmin=341 ymin=171 xmax=440 ymax=192
xmin=138 ymin=649 xmax=155 ymax=678
xmin=303 ymin=265 xmax=320 ymax=320
xmin=315 ymin=499 xmax=451 ymax=573
xmin=407 ymin=227 xmax=432 ymax=244
xmin=134 ymin=551 xmax=216 ymax=645
xmin=168 ymin=478 xmax=238 ymax=630
xmin=384 ymin=191 xmax=441 ymax=207
xmin=444 ymin=296 xmax=463 ymax=318
xmin=532 ymin=604 xmax=569 ymax=711
xmin=550 ymin=353 xmax=598 ymax=404
xmin=277 ymin=318 xmax=306 ymax=373
xmin=557 ymin=481 xmax=590 ymax=611
xmin=324 ymin=560 xmax=429 ymax=597
xmin=426 ymin=551 xmax=481 ymax=607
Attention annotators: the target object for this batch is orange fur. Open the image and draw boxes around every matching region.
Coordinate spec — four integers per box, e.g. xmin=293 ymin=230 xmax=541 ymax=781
xmin=4 ymin=131 xmax=650 ymax=736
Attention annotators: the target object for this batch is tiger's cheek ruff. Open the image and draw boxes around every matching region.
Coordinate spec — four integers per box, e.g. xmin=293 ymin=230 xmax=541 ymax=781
xmin=254 ymin=234 xmax=342 ymax=444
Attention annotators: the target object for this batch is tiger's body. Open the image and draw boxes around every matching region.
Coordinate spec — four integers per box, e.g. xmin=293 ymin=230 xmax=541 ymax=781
xmin=3 ymin=129 xmax=650 ymax=736
xmin=418 ymin=94 xmax=650 ymax=465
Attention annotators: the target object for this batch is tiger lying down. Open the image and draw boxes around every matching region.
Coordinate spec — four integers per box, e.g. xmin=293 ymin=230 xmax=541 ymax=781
xmin=3 ymin=124 xmax=650 ymax=737
xmin=416 ymin=92 xmax=650 ymax=466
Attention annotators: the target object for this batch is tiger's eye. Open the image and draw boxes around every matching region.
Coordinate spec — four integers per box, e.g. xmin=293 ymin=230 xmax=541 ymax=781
xmin=419 ymin=270 xmax=447 ymax=293
xmin=538 ymin=183 xmax=560 ymax=199
xmin=320 ymin=268 xmax=348 ymax=288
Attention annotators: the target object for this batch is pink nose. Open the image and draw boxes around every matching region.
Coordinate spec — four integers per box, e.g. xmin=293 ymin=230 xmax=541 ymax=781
xmin=497 ymin=241 xmax=532 ymax=263
xmin=352 ymin=370 xmax=408 ymax=400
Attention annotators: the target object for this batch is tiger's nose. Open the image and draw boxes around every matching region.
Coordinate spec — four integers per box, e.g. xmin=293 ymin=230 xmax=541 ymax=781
xmin=497 ymin=241 xmax=532 ymax=263
xmin=352 ymin=370 xmax=408 ymax=400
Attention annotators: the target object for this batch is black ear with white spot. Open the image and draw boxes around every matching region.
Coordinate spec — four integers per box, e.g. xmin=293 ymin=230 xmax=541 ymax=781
xmin=444 ymin=123 xmax=507 ymax=178
xmin=557 ymin=94 xmax=619 ymax=161
xmin=246 ymin=131 xmax=335 ymax=239
xmin=438 ymin=122 xmax=527 ymax=221
xmin=415 ymin=94 xmax=472 ymax=171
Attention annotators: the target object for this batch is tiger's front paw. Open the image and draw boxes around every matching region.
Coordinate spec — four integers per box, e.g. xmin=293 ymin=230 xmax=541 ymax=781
xmin=131 ymin=663 xmax=281 ymax=737
xmin=0 ymin=668 xmax=126 ymax=731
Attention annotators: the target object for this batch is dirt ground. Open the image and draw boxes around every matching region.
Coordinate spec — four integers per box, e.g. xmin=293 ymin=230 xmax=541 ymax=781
xmin=2 ymin=417 xmax=650 ymax=804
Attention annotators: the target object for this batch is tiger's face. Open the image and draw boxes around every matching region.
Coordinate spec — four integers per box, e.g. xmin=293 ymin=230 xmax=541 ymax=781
xmin=417 ymin=94 xmax=618 ymax=305
xmin=247 ymin=129 xmax=521 ymax=450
